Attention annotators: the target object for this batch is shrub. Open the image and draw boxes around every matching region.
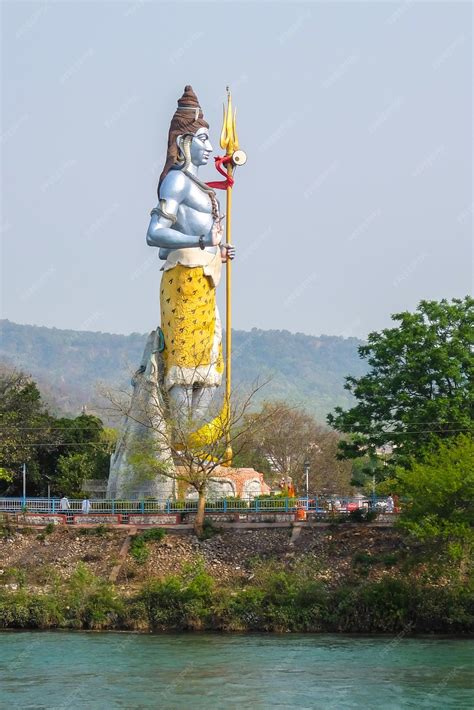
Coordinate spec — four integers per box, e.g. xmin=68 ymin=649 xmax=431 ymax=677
xmin=199 ymin=518 xmax=219 ymax=540
xmin=76 ymin=525 xmax=104 ymax=537
xmin=64 ymin=563 xmax=124 ymax=629
xmin=382 ymin=552 xmax=398 ymax=567
xmin=325 ymin=578 xmax=474 ymax=633
xmin=130 ymin=528 xmax=166 ymax=563
xmin=226 ymin=587 xmax=267 ymax=630
xmin=2 ymin=567 xmax=26 ymax=588
xmin=255 ymin=494 xmax=297 ymax=510
xmin=396 ymin=436 xmax=474 ymax=565
xmin=78 ymin=524 xmax=109 ymax=537
xmin=139 ymin=528 xmax=165 ymax=543
xmin=20 ymin=526 xmax=34 ymax=536
xmin=225 ymin=562 xmax=328 ymax=632
xmin=0 ymin=588 xmax=64 ymax=629
xmin=0 ymin=571 xmax=472 ymax=633
xmin=138 ymin=560 xmax=215 ymax=630
xmin=353 ymin=551 xmax=374 ymax=566
xmin=130 ymin=537 xmax=150 ymax=564
xmin=0 ymin=524 xmax=12 ymax=539
xmin=214 ymin=497 xmax=249 ymax=510
xmin=93 ymin=524 xmax=108 ymax=537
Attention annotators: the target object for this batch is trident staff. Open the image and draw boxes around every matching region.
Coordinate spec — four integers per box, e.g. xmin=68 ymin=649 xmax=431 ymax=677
xmin=208 ymin=88 xmax=247 ymax=464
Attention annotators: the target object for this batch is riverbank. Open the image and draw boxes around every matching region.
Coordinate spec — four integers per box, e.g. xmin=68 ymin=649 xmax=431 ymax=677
xmin=1 ymin=523 xmax=472 ymax=634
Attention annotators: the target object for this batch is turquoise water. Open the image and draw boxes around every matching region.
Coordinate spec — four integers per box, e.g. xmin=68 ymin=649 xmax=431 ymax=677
xmin=0 ymin=633 xmax=472 ymax=709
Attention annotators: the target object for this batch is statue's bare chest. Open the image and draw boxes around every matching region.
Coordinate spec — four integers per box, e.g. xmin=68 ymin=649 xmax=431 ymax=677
xmin=175 ymin=179 xmax=218 ymax=234
xmin=184 ymin=180 xmax=215 ymax=214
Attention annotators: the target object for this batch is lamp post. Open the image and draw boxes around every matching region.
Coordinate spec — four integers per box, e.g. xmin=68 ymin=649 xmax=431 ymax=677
xmin=304 ymin=460 xmax=310 ymax=506
xmin=44 ymin=475 xmax=52 ymax=511
xmin=22 ymin=462 xmax=26 ymax=508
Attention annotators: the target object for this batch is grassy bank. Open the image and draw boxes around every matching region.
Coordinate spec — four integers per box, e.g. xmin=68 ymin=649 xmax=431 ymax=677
xmin=0 ymin=559 xmax=472 ymax=635
xmin=1 ymin=523 xmax=472 ymax=634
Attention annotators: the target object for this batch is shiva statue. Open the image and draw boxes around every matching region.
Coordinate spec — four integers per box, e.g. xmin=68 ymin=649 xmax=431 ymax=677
xmin=146 ymin=85 xmax=235 ymax=423
xmin=108 ymin=86 xmax=239 ymax=499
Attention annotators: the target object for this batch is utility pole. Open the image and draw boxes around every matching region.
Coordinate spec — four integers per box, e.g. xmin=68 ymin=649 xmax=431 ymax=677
xmin=22 ymin=463 xmax=26 ymax=507
xmin=304 ymin=460 xmax=310 ymax=504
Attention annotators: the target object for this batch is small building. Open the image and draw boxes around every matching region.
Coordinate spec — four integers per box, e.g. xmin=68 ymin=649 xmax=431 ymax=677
xmin=178 ymin=466 xmax=271 ymax=501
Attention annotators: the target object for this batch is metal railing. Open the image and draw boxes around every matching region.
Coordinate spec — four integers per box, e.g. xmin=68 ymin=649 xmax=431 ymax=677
xmin=0 ymin=496 xmax=394 ymax=515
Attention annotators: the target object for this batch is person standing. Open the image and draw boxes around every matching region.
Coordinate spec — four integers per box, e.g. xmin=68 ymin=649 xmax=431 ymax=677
xmin=81 ymin=497 xmax=91 ymax=514
xmin=59 ymin=495 xmax=70 ymax=512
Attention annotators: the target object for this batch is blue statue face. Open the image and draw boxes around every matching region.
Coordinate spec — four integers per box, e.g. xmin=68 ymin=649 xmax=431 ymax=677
xmin=190 ymin=127 xmax=213 ymax=166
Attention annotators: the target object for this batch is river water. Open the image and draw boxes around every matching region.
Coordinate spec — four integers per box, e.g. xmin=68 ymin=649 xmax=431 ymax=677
xmin=0 ymin=632 xmax=472 ymax=709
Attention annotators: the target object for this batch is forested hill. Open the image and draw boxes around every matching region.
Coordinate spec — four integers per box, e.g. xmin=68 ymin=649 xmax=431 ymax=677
xmin=0 ymin=320 xmax=366 ymax=421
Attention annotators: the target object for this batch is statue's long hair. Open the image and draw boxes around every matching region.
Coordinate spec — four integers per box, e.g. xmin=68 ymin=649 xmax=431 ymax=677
xmin=158 ymin=85 xmax=209 ymax=198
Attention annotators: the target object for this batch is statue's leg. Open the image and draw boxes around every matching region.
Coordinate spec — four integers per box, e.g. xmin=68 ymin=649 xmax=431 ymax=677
xmin=192 ymin=385 xmax=218 ymax=421
xmin=169 ymin=384 xmax=218 ymax=423
xmin=168 ymin=384 xmax=194 ymax=422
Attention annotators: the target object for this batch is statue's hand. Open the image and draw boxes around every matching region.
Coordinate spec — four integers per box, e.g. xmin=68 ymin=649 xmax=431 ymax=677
xmin=207 ymin=217 xmax=224 ymax=246
xmin=220 ymin=243 xmax=236 ymax=262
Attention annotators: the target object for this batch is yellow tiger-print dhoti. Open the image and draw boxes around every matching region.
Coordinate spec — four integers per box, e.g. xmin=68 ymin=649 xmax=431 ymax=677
xmin=160 ymin=264 xmax=224 ymax=391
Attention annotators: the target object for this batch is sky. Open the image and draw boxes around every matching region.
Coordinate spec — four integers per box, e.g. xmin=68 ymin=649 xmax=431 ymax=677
xmin=1 ymin=0 xmax=472 ymax=340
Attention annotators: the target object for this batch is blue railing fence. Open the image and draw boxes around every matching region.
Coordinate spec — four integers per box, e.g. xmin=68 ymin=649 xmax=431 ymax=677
xmin=0 ymin=496 xmax=393 ymax=515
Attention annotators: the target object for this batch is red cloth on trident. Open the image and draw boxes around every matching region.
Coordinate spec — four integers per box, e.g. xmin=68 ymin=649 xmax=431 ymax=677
xmin=206 ymin=155 xmax=234 ymax=190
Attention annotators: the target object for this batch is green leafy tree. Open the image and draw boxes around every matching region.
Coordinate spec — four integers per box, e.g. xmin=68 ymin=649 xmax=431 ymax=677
xmin=350 ymin=453 xmax=390 ymax=491
xmin=55 ymin=452 xmax=96 ymax=496
xmin=327 ymin=297 xmax=473 ymax=475
xmin=0 ymin=366 xmax=116 ymax=495
xmin=40 ymin=416 xmax=117 ymax=496
xmin=396 ymin=436 xmax=474 ymax=564
xmin=0 ymin=367 xmax=51 ymax=492
xmin=40 ymin=416 xmax=115 ymax=480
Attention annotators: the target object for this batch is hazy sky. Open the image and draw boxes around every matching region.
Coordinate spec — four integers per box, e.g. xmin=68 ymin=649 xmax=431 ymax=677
xmin=1 ymin=1 xmax=472 ymax=339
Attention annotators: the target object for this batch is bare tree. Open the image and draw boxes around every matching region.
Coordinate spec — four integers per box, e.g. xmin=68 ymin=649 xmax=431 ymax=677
xmin=307 ymin=428 xmax=354 ymax=495
xmin=235 ymin=401 xmax=353 ymax=495
xmin=102 ymin=351 xmax=275 ymax=536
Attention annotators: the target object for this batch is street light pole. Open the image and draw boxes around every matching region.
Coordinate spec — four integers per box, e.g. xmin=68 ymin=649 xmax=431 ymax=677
xmin=44 ymin=475 xmax=52 ymax=511
xmin=304 ymin=460 xmax=310 ymax=504
xmin=22 ymin=463 xmax=26 ymax=508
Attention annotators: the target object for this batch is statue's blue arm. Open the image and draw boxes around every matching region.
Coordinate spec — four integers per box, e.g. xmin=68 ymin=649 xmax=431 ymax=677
xmin=146 ymin=172 xmax=201 ymax=254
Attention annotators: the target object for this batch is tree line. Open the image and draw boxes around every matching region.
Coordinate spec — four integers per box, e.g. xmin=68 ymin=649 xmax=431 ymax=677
xmin=0 ymin=364 xmax=355 ymax=498
xmin=0 ymin=368 xmax=116 ymax=497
